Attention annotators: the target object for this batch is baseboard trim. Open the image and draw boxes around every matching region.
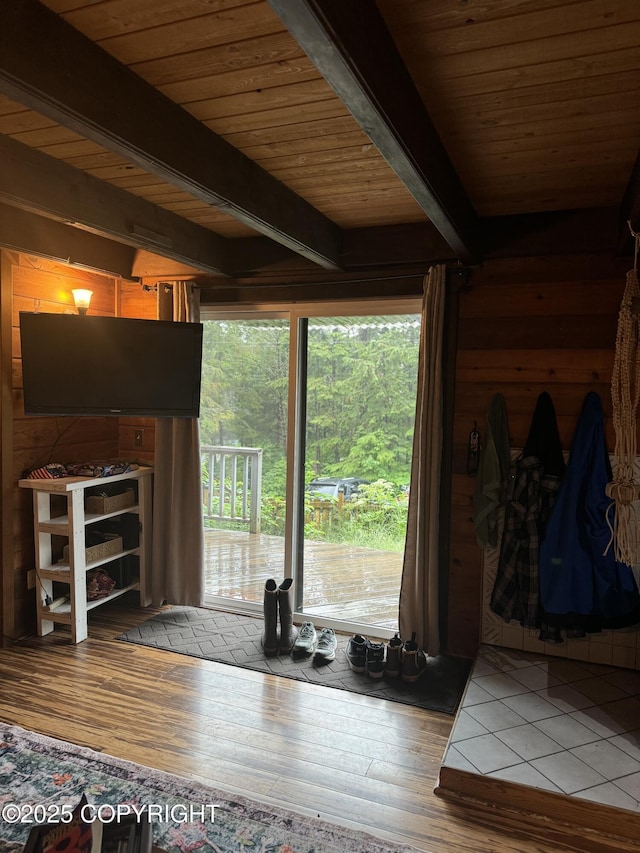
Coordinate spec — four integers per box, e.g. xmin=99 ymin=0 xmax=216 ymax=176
xmin=436 ymin=765 xmax=640 ymax=853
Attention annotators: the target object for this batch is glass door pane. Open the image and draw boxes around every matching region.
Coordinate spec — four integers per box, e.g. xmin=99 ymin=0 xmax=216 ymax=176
xmin=301 ymin=314 xmax=420 ymax=632
xmin=200 ymin=316 xmax=289 ymax=607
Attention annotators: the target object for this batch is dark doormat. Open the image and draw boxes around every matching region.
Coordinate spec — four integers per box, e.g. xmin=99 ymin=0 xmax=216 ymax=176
xmin=117 ymin=606 xmax=472 ymax=715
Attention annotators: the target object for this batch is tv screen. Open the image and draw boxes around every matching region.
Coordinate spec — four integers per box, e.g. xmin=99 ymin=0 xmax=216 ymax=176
xmin=19 ymin=312 xmax=203 ymax=418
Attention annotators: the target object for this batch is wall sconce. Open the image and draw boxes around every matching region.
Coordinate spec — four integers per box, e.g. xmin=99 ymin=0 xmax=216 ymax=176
xmin=71 ymin=289 xmax=93 ymax=316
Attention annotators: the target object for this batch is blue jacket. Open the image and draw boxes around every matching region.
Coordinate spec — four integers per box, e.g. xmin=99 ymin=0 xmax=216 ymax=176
xmin=539 ymin=392 xmax=640 ymax=626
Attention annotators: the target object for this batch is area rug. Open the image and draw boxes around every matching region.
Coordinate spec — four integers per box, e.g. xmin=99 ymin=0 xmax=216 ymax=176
xmin=117 ymin=606 xmax=471 ymax=715
xmin=0 ymin=721 xmax=419 ymax=853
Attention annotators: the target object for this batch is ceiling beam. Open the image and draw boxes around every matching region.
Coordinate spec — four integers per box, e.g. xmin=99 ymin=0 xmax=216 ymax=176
xmin=0 ymin=202 xmax=136 ymax=279
xmin=0 ymin=0 xmax=343 ymax=270
xmin=0 ymin=134 xmax=236 ymax=277
xmin=268 ymin=0 xmax=481 ymax=264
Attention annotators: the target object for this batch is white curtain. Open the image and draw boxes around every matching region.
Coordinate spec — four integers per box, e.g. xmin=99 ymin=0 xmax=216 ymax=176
xmin=398 ymin=264 xmax=446 ymax=655
xmin=151 ymin=281 xmax=204 ymax=606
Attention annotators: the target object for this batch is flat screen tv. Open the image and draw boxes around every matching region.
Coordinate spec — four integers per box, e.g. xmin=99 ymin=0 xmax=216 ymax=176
xmin=19 ymin=312 xmax=203 ymax=418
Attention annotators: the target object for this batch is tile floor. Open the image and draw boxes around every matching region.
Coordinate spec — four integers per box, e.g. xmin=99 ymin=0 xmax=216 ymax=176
xmin=441 ymin=644 xmax=640 ymax=812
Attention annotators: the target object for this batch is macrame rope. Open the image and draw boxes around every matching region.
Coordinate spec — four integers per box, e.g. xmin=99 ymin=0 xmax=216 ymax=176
xmin=605 ymin=238 xmax=640 ymax=566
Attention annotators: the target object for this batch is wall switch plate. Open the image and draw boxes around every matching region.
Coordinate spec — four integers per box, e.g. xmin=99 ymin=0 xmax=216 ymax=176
xmin=134 ymin=429 xmax=144 ymax=447
xmin=27 ymin=569 xmax=36 ymax=589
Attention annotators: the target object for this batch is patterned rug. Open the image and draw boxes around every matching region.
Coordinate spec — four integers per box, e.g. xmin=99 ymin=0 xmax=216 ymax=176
xmin=117 ymin=606 xmax=471 ymax=715
xmin=0 ymin=721 xmax=419 ymax=853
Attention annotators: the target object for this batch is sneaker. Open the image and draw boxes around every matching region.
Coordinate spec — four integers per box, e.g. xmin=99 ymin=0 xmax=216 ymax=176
xmin=345 ymin=634 xmax=367 ymax=672
xmin=384 ymin=633 xmax=403 ymax=677
xmin=365 ymin=639 xmax=386 ymax=678
xmin=292 ymin=621 xmax=317 ymax=656
xmin=314 ymin=628 xmax=337 ymax=662
xmin=401 ymin=632 xmax=427 ymax=683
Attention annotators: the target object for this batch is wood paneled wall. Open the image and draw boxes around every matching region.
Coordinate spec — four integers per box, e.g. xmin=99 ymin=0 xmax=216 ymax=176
xmin=447 ymin=253 xmax=631 ymax=658
xmin=1 ymin=253 xmax=158 ymax=643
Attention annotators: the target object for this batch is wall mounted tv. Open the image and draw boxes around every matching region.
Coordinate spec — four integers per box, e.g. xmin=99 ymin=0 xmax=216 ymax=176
xmin=19 ymin=312 xmax=203 ymax=418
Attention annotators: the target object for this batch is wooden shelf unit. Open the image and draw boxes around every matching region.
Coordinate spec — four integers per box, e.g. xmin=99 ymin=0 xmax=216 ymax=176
xmin=19 ymin=467 xmax=153 ymax=643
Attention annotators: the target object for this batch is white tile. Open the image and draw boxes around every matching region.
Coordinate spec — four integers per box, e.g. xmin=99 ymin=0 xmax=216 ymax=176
xmin=478 ymin=646 xmax=538 ymax=671
xmin=613 ymin=771 xmax=640 ymax=804
xmin=572 ymin=676 xmax=628 ymax=705
xmin=454 ymin=733 xmax=523 ymax=775
xmin=488 ymin=763 xmax=562 ymax=793
xmin=462 ymin=681 xmax=495 ymax=706
xmin=471 ymin=659 xmax=500 ymax=678
xmin=587 ymin=643 xmax=613 ymax=666
xmin=533 ymin=715 xmax=600 ymax=749
xmin=609 ymin=730 xmax=640 ymax=763
xmin=507 ymin=664 xmax=562 ymax=692
xmin=502 ymin=691 xmax=564 ymax=723
xmin=495 ymin=723 xmax=565 ymax=761
xmin=530 ymin=752 xmax=607 ymax=795
xmin=543 ymin=658 xmax=593 ymax=684
xmin=574 ymin=782 xmax=640 ymax=811
xmin=612 ymin=646 xmax=637 ymax=669
xmin=442 ymin=745 xmax=478 ymax=773
xmin=603 ymin=697 xmax=640 ymax=732
xmin=570 ymin=707 xmax=627 ymax=739
xmin=465 ymin=699 xmax=528 ymax=732
xmin=537 ymin=683 xmax=596 ymax=713
xmin=570 ymin=740 xmax=640 ymax=781
xmin=603 ymin=669 xmax=640 ymax=696
xmin=450 ymin=710 xmax=490 ymax=742
xmin=474 ymin=672 xmax=530 ymax=699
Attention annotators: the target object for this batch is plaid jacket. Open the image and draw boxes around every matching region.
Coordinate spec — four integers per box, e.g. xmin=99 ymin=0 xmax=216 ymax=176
xmin=490 ymin=454 xmax=562 ymax=627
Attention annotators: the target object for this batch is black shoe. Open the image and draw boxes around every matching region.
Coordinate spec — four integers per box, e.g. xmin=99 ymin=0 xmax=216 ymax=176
xmin=345 ymin=634 xmax=366 ymax=672
xmin=365 ymin=639 xmax=386 ymax=678
xmin=384 ymin=633 xmax=403 ymax=677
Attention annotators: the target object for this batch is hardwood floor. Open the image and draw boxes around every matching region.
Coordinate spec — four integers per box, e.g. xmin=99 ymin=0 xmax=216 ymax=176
xmin=0 ymin=600 xmax=601 ymax=853
xmin=204 ymin=529 xmax=402 ymax=629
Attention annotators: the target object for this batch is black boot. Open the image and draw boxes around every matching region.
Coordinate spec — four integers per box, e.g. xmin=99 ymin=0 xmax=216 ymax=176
xmin=278 ymin=578 xmax=299 ymax=654
xmin=261 ymin=578 xmax=279 ymax=657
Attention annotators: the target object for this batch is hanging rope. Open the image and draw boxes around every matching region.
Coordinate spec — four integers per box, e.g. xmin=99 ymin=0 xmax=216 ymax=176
xmin=605 ymin=230 xmax=640 ymax=566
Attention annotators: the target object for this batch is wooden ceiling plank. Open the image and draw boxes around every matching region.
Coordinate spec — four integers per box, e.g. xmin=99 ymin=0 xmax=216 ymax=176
xmin=415 ymin=47 xmax=640 ymax=99
xmin=0 ymin=134 xmax=235 ymax=277
xmin=44 ymin=0 xmax=250 ymax=40
xmin=158 ymin=60 xmax=322 ymax=107
xmin=405 ymin=22 xmax=640 ymax=81
xmin=0 ymin=0 xmax=343 ymax=270
xmin=267 ymin=0 xmax=480 ymax=262
xmin=131 ymin=30 xmax=308 ymax=88
xmin=88 ymin=2 xmax=283 ymax=65
xmin=382 ymin=0 xmax=640 ymax=55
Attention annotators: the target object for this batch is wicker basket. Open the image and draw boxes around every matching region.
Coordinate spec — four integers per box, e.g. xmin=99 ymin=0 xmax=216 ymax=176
xmin=86 ymin=489 xmax=135 ymax=514
xmin=62 ymin=534 xmax=122 ymax=566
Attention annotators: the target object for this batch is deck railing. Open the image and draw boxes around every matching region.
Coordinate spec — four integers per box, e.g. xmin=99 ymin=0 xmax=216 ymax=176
xmin=201 ymin=445 xmax=262 ymax=534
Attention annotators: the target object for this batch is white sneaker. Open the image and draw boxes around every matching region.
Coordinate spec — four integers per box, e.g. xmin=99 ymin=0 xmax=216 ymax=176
xmin=292 ymin=621 xmax=317 ymax=656
xmin=314 ymin=627 xmax=337 ymax=662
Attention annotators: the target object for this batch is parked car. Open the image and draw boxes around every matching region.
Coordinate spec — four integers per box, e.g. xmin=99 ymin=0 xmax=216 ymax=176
xmin=305 ymin=477 xmax=370 ymax=501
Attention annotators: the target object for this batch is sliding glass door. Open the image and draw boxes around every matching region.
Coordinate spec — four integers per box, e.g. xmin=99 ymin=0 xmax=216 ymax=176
xmin=200 ymin=301 xmax=420 ymax=636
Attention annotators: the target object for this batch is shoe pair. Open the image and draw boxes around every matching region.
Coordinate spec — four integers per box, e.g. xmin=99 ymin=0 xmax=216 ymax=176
xmin=345 ymin=634 xmax=386 ymax=678
xmin=347 ymin=631 xmax=427 ymax=682
xmin=292 ymin=621 xmax=337 ymax=663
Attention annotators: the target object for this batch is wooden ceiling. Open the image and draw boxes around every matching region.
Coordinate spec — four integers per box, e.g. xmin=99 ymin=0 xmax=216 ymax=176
xmin=0 ymin=0 xmax=638 ymax=285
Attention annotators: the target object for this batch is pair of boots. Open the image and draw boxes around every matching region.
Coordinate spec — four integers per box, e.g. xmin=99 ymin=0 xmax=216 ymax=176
xmin=261 ymin=578 xmax=299 ymax=657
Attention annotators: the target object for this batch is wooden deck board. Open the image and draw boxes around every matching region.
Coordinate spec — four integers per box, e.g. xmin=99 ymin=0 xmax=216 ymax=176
xmin=204 ymin=528 xmax=401 ymax=629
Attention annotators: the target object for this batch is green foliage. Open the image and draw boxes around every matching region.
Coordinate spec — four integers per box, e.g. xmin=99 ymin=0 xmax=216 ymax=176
xmin=200 ymin=314 xmax=418 ymax=549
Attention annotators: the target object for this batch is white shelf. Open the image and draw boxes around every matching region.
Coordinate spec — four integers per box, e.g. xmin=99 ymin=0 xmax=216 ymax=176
xmin=20 ymin=467 xmax=152 ymax=643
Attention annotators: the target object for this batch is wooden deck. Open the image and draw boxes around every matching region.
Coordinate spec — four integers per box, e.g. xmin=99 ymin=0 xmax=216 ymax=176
xmin=204 ymin=528 xmax=401 ymax=630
